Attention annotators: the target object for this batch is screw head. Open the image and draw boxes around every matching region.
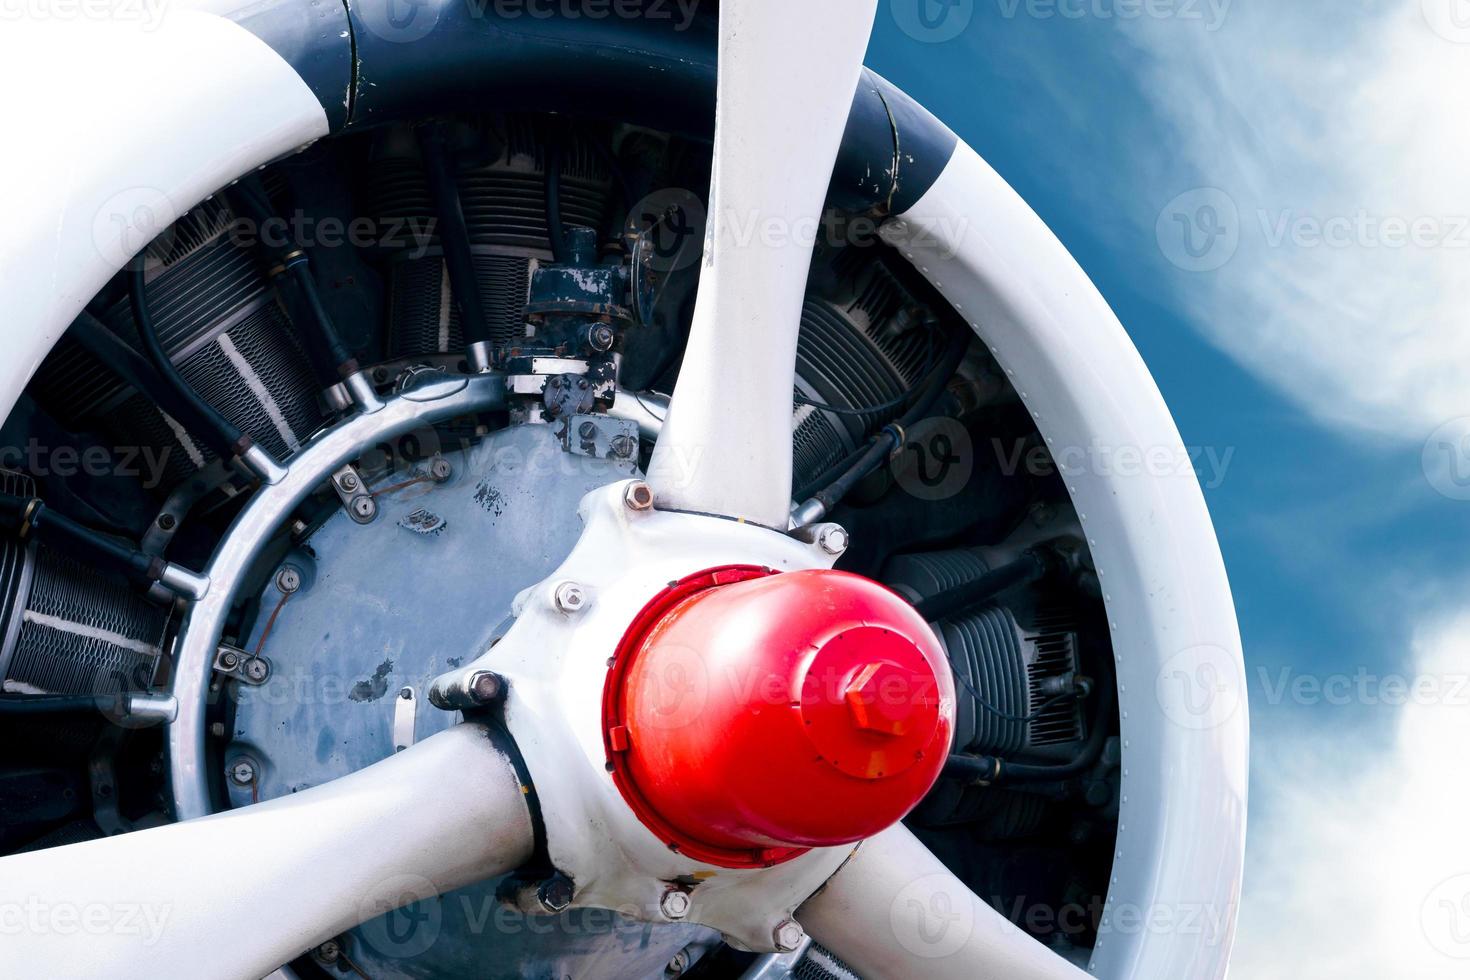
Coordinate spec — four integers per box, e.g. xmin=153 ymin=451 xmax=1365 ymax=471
xmin=228 ymin=760 xmax=256 ymax=786
xmin=609 ymin=435 xmax=637 ymax=459
xmin=275 ymin=566 xmax=302 ymax=594
xmin=623 ymin=482 xmax=654 ymax=511
xmin=554 ymin=582 xmax=587 ymax=613
xmin=314 ymin=940 xmax=341 ymax=964
xmin=219 ymin=650 xmax=239 ymax=669
xmin=339 ymin=472 xmax=359 ymax=492
xmin=351 ymin=496 xmax=378 ymax=522
xmin=772 ymin=919 xmax=804 ymax=953
xmin=243 ymin=658 xmax=270 ymax=684
xmin=579 ymin=420 xmax=599 ymax=440
xmin=429 ymin=457 xmax=452 ymax=481
xmin=816 ymin=524 xmax=849 ymax=557
xmin=156 ymin=513 xmax=177 ymax=531
xmin=537 ymin=876 xmax=573 ymax=913
xmin=659 ymin=889 xmax=691 ymax=920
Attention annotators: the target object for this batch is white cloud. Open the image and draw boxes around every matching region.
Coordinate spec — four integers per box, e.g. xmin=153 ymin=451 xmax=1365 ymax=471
xmin=1117 ymin=2 xmax=1470 ymax=443
xmin=1233 ymin=604 xmax=1470 ymax=978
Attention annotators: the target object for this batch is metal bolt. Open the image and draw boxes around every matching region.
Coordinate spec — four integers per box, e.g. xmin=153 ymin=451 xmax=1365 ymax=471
xmin=579 ymin=420 xmax=599 ymax=440
xmin=275 ymin=566 xmax=302 ymax=594
xmin=772 ymin=919 xmax=804 ymax=953
xmin=554 ymin=582 xmax=587 ymax=614
xmin=609 ymin=435 xmax=637 ymax=459
xmin=588 ymin=324 xmax=616 ymax=351
xmin=219 ymin=650 xmax=239 ymax=669
xmin=228 ymin=759 xmax=256 ymax=786
xmin=314 ymin=940 xmax=341 ymax=964
xmin=156 ymin=513 xmax=177 ymax=531
xmin=623 ymin=482 xmax=654 ymax=511
xmin=537 ymin=876 xmax=573 ymax=913
xmin=468 ymin=670 xmax=505 ymax=705
xmin=816 ymin=524 xmax=849 ymax=557
xmin=428 ymin=457 xmax=452 ymax=482
xmin=665 ymin=948 xmax=691 ymax=976
xmin=339 ymin=472 xmax=360 ymax=492
xmin=243 ymin=658 xmax=270 ymax=684
xmin=351 ymin=496 xmax=378 ymax=522
xmin=659 ymin=889 xmax=691 ymax=920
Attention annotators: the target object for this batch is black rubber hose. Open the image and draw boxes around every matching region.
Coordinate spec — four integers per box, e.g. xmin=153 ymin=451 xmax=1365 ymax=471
xmin=418 ymin=123 xmax=492 ymax=348
xmin=69 ymin=311 xmax=219 ymax=446
xmin=0 ymin=492 xmax=164 ymax=585
xmin=127 ymin=268 xmax=252 ymax=462
xmin=544 ymin=138 xmax=570 ymax=264
xmin=914 ymin=549 xmax=1053 ymax=623
xmin=230 ymin=181 xmax=357 ymax=380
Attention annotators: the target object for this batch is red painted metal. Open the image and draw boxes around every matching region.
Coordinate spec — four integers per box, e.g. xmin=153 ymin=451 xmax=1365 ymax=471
xmin=602 ymin=565 xmax=954 ymax=868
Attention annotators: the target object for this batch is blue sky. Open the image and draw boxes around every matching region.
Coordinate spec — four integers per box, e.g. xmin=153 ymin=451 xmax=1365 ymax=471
xmin=868 ymin=2 xmax=1470 ymax=975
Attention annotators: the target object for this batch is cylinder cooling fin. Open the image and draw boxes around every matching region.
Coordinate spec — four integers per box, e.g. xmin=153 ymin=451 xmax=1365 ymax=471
xmin=360 ymin=116 xmax=614 ymax=360
xmin=30 ymin=197 xmax=325 ymax=488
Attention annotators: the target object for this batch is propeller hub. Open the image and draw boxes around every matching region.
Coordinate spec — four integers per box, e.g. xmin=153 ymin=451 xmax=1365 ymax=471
xmin=602 ymin=565 xmax=955 ymax=868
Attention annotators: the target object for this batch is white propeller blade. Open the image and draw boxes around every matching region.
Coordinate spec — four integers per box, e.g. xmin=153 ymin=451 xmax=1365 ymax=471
xmin=647 ymin=0 xmax=878 ymax=527
xmin=0 ymin=725 xmax=534 ymax=980
xmin=798 ymin=824 xmax=1093 ymax=980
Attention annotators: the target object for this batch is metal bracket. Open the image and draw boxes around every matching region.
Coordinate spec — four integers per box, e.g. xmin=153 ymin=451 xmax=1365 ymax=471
xmin=563 ymin=414 xmax=639 ymax=462
xmin=214 ymin=643 xmax=272 ymax=686
xmin=329 ymin=464 xmax=378 ymax=524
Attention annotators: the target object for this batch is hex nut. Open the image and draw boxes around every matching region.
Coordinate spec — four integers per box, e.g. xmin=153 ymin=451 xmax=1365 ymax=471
xmin=429 ymin=457 xmax=452 ymax=482
xmin=228 ymin=760 xmax=256 ymax=786
xmin=817 ymin=524 xmax=849 ymax=557
xmin=659 ymin=889 xmax=691 ymax=920
xmin=772 ymin=919 xmax=804 ymax=953
xmin=554 ymin=582 xmax=587 ymax=613
xmin=623 ymin=482 xmax=655 ymax=511
xmin=537 ymin=876 xmax=573 ymax=913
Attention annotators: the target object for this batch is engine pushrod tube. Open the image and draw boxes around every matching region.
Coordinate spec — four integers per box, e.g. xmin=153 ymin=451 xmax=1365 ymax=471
xmin=166 ymin=372 xmax=507 ymax=820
